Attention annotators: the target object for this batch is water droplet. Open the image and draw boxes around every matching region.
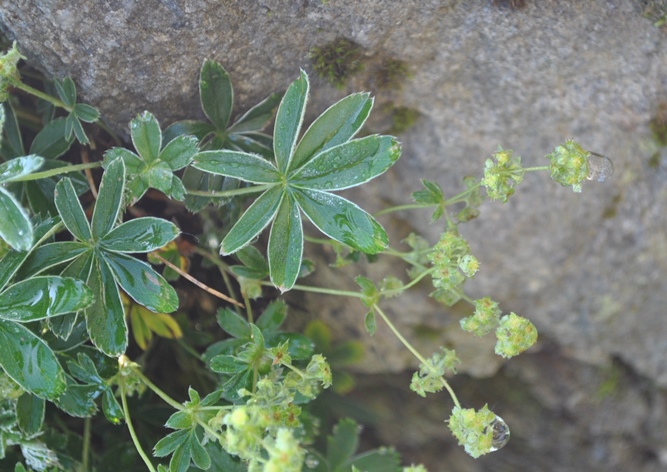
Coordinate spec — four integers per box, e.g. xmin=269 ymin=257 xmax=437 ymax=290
xmin=489 ymin=415 xmax=510 ymax=452
xmin=305 ymin=456 xmax=319 ymax=468
xmin=586 ymin=152 xmax=614 ymax=182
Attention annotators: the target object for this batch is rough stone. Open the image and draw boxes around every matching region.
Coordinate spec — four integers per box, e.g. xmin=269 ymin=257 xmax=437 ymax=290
xmin=2 ymin=0 xmax=667 ymax=468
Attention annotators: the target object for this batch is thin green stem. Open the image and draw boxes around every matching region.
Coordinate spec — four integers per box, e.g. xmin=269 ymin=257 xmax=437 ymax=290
xmin=11 ymin=80 xmax=72 ymax=111
xmin=373 ymin=304 xmax=460 ymax=408
xmin=13 ymin=161 xmax=102 ymax=182
xmin=120 ymin=380 xmax=157 ymax=472
xmin=186 ymin=184 xmax=273 ymax=198
xmin=380 ymin=267 xmax=434 ymax=297
xmin=82 ymin=417 xmax=91 ymax=472
xmin=521 ymin=165 xmax=550 ymax=172
xmin=260 ymin=281 xmax=363 ymax=299
xmin=132 ymin=368 xmax=184 ymax=411
xmin=374 ymin=203 xmax=431 ymax=216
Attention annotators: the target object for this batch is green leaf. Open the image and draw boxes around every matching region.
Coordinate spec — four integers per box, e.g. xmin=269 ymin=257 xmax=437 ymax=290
xmin=200 ymin=59 xmax=233 ymax=130
xmin=327 ymin=418 xmax=359 ymax=470
xmin=255 ymin=300 xmax=287 ymax=333
xmin=193 ymin=150 xmax=281 ymax=183
xmin=1 ymin=103 xmax=25 ymax=158
xmin=72 ymin=103 xmax=100 ymax=123
xmin=158 ymin=135 xmax=198 ymax=170
xmin=100 ymin=217 xmax=179 ymax=253
xmin=53 ymin=381 xmax=101 ymax=417
xmin=153 ymin=428 xmax=190 ymax=457
xmin=165 ymin=411 xmax=193 ymax=430
xmin=0 ymin=249 xmax=29 ymax=292
xmin=228 ymin=92 xmax=282 ymax=134
xmin=250 ymin=324 xmax=265 ymax=348
xmin=0 ymin=320 xmax=66 ymax=399
xmin=54 ymin=178 xmax=92 ymax=242
xmin=190 ymin=432 xmax=211 ymax=469
xmin=291 ymin=92 xmax=372 ymax=171
xmin=16 ymin=393 xmax=45 ymax=435
xmin=102 ymin=388 xmax=123 ymax=424
xmin=209 ymin=354 xmax=247 ymax=374
xmin=16 ymin=241 xmax=88 ymax=278
xmin=55 ymin=78 xmax=77 ymax=107
xmin=131 ymin=112 xmax=162 ymax=162
xmin=267 ymin=333 xmax=314 ymax=360
xmin=348 ymin=448 xmax=401 ymax=471
xmin=268 ymin=194 xmax=303 ymax=291
xmin=163 ymin=120 xmax=216 ymax=145
xmin=274 ymin=70 xmax=309 ymax=172
xmin=0 ymin=276 xmax=94 ymax=322
xmin=91 ymin=157 xmax=125 ymax=239
xmin=364 ymin=311 xmax=376 ymax=336
xmin=25 ymin=160 xmax=88 ymax=217
xmin=29 ymin=118 xmax=74 ymax=159
xmin=104 ymin=252 xmax=178 ymax=313
xmin=0 ymin=187 xmax=33 ymax=251
xmin=86 ymin=258 xmax=127 ymax=357
xmin=220 ymin=185 xmax=283 ymax=255
xmin=290 ymin=135 xmax=400 ymax=190
xmin=294 ymin=189 xmax=388 ymax=254
xmin=0 ymin=155 xmax=44 ymax=184
xmin=104 ymin=148 xmax=144 ymax=175
xmin=216 ymin=308 xmax=250 ymax=339
xmin=234 ymin=245 xmax=268 ymax=273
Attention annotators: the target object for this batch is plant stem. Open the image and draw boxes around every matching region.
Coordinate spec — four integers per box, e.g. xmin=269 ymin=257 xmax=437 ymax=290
xmin=261 ymin=281 xmax=364 ymax=299
xmin=521 ymin=165 xmax=550 ymax=172
xmin=11 ymin=80 xmax=72 ymax=111
xmin=373 ymin=304 xmax=460 ymax=408
xmin=186 ymin=184 xmax=273 ymax=198
xmin=374 ymin=203 xmax=431 ymax=216
xmin=82 ymin=417 xmax=91 ymax=472
xmin=132 ymin=368 xmax=184 ymax=411
xmin=13 ymin=161 xmax=102 ymax=182
xmin=120 ymin=380 xmax=157 ymax=472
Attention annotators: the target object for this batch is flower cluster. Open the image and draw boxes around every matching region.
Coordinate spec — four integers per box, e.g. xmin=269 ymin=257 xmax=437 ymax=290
xmin=460 ymin=297 xmax=502 ymax=336
xmin=448 ymin=404 xmax=509 ymax=458
xmin=410 ymin=348 xmax=460 ymax=397
xmin=481 ymin=146 xmax=525 ymax=202
xmin=546 ymin=139 xmax=589 ymax=192
xmin=0 ymin=42 xmax=22 ymax=102
xmin=494 ymin=312 xmax=538 ymax=358
xmin=428 ymin=232 xmax=478 ymax=306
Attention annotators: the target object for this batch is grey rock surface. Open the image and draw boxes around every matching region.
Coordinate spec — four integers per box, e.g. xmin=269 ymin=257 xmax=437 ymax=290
xmin=2 ymin=0 xmax=667 ymax=469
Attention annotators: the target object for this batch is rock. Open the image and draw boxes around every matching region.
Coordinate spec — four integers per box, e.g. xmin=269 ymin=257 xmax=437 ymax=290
xmin=2 ymin=0 xmax=667 ymax=467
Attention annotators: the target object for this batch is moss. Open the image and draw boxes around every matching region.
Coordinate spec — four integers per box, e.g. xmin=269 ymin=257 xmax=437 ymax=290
xmin=309 ymin=38 xmax=364 ymax=88
xmin=375 ymin=58 xmax=412 ymax=92
xmin=637 ymin=0 xmax=667 ymax=27
xmin=601 ymin=194 xmax=622 ymax=219
xmin=649 ymin=102 xmax=667 ymax=147
xmin=648 ymin=151 xmax=663 ymax=168
xmin=387 ymin=105 xmax=420 ymax=135
xmin=492 ymin=0 xmax=527 ymax=9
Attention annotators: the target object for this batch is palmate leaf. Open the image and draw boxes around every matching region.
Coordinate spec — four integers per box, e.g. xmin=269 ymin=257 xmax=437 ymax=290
xmin=103 ymin=112 xmax=198 ymax=203
xmin=0 ymin=274 xmax=94 ymax=398
xmin=164 ymin=59 xmax=281 ymax=212
xmin=190 ymin=70 xmax=401 ymax=290
xmin=50 ymin=157 xmax=180 ymax=356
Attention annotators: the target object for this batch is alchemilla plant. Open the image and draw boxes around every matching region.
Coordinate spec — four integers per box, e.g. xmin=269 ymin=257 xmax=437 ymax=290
xmin=0 ymin=41 xmax=612 ymax=471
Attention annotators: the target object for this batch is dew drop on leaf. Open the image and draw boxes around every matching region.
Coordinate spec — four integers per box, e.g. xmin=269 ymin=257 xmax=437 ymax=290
xmin=586 ymin=152 xmax=614 ymax=182
xmin=489 ymin=415 xmax=510 ymax=452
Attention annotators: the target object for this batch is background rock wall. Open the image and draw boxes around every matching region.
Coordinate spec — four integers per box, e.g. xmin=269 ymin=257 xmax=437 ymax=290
xmin=2 ymin=0 xmax=667 ymax=469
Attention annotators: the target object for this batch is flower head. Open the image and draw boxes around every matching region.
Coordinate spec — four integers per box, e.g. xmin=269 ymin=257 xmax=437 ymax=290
xmin=546 ymin=139 xmax=589 ymax=192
